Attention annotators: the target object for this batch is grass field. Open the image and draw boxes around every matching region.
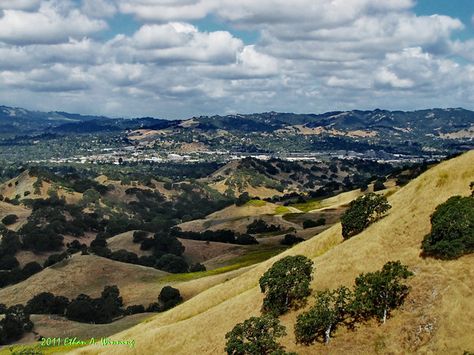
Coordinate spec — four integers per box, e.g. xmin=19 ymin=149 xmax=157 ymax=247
xmin=71 ymin=151 xmax=474 ymax=355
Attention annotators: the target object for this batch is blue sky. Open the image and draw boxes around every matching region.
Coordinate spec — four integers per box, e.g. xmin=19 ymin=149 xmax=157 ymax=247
xmin=0 ymin=0 xmax=473 ymax=119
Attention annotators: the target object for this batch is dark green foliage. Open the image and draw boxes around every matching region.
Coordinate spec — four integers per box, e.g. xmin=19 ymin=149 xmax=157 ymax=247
xmin=152 ymin=232 xmax=185 ymax=257
xmin=373 ymin=179 xmax=386 ymax=192
xmin=235 ymin=234 xmax=259 ymax=245
xmin=1 ymin=214 xmax=18 ymax=226
xmin=65 ymin=294 xmax=96 ymax=323
xmin=247 ymin=219 xmax=281 ymax=234
xmin=0 ymin=305 xmax=33 ymax=345
xmin=341 ymin=193 xmax=391 ymax=239
xmin=0 ymin=255 xmax=19 ymax=270
xmin=295 ymin=287 xmax=352 ymax=345
xmin=225 ymin=315 xmax=289 ymax=355
xmin=158 ymin=286 xmax=183 ymax=311
xmin=259 ymin=255 xmax=313 ymax=316
xmin=155 ymin=254 xmax=188 ymax=273
xmin=280 ymin=234 xmax=304 ymax=246
xmin=422 ymin=195 xmax=474 ymax=259
xmin=43 ymin=252 xmax=69 ymax=268
xmin=25 ymin=293 xmax=69 ymax=315
xmin=352 ymin=261 xmax=413 ymax=323
xmin=302 ymin=218 xmax=326 ymax=229
xmin=110 ymin=249 xmax=139 ymax=264
xmin=124 ymin=305 xmax=145 ymax=315
xmin=21 ymin=262 xmax=43 ymax=278
xmin=235 ymin=192 xmax=251 ymax=206
xmin=66 ymin=285 xmax=124 ymax=324
xmin=133 ymin=230 xmax=148 ymax=243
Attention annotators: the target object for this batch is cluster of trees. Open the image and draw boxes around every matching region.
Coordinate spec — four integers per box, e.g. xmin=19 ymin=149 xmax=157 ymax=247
xmin=171 ymin=228 xmax=258 ymax=245
xmin=0 ymin=227 xmax=44 ymax=287
xmin=88 ymin=232 xmax=189 ymax=273
xmin=0 ymin=284 xmax=182 ymax=345
xmin=295 ymin=261 xmax=413 ymax=344
xmin=226 ymin=255 xmax=313 ymax=354
xmin=341 ymin=193 xmax=391 ymax=239
xmin=246 ymin=219 xmax=281 ymax=235
xmin=0 ymin=305 xmax=33 ymax=345
xmin=225 ymin=256 xmax=412 ymax=354
xmin=422 ymin=191 xmax=473 ymax=259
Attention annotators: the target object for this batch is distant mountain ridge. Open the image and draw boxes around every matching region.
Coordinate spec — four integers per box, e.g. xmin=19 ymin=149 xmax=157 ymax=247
xmin=1 ymin=105 xmax=473 ymax=137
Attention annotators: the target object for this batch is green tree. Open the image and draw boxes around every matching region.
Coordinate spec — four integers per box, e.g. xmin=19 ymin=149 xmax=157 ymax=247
xmin=295 ymin=287 xmax=352 ymax=345
xmin=259 ymin=255 xmax=313 ymax=316
xmin=0 ymin=305 xmax=33 ymax=345
xmin=422 ymin=195 xmax=474 ymax=259
xmin=341 ymin=193 xmax=391 ymax=239
xmin=225 ymin=315 xmax=289 ymax=355
xmin=1 ymin=214 xmax=18 ymax=226
xmin=352 ymin=261 xmax=413 ymax=323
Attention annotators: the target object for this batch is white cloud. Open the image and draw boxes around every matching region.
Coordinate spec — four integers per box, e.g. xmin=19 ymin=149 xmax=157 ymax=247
xmin=0 ymin=0 xmax=40 ymax=11
xmin=0 ymin=0 xmax=472 ymax=118
xmin=0 ymin=2 xmax=107 ymax=45
xmin=82 ymin=0 xmax=117 ymax=18
xmin=118 ymin=0 xmax=214 ymax=22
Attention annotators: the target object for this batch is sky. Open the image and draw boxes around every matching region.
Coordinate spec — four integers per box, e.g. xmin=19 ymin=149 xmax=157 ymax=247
xmin=0 ymin=0 xmax=473 ymax=119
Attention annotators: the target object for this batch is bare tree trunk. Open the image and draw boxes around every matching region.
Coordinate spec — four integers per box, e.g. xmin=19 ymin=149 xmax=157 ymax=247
xmin=383 ymin=308 xmax=387 ymax=324
xmin=325 ymin=325 xmax=332 ymax=344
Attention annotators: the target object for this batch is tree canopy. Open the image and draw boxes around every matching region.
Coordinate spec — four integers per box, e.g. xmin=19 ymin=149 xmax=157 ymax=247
xmin=259 ymin=255 xmax=313 ymax=316
xmin=341 ymin=193 xmax=391 ymax=239
xmin=422 ymin=195 xmax=474 ymax=259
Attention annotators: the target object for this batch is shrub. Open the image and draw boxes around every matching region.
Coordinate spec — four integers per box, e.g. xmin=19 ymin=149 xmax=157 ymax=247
xmin=280 ymin=234 xmax=304 ymax=246
xmin=43 ymin=252 xmax=69 ymax=268
xmin=246 ymin=219 xmax=281 ymax=234
xmin=235 ymin=192 xmax=251 ymax=206
xmin=133 ymin=230 xmax=148 ymax=243
xmin=225 ymin=315 xmax=289 ymax=355
xmin=158 ymin=286 xmax=183 ymax=311
xmin=373 ymin=180 xmax=386 ymax=192
xmin=259 ymin=255 xmax=313 ymax=316
xmin=235 ymin=234 xmax=259 ymax=245
xmin=341 ymin=193 xmax=391 ymax=239
xmin=421 ymin=195 xmax=474 ymax=259
xmin=1 ymin=214 xmax=18 ymax=226
xmin=302 ymin=218 xmax=326 ymax=229
xmin=125 ymin=305 xmax=145 ymax=315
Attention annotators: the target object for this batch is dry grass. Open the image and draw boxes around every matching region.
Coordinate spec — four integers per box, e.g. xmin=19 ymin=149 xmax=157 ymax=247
xmin=70 ymin=150 xmax=474 ymax=355
xmin=0 ymin=200 xmax=31 ymax=231
xmin=0 ymin=254 xmax=168 ymax=307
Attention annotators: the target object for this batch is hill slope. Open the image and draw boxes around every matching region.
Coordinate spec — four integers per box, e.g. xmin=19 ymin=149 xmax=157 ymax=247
xmin=72 ymin=150 xmax=474 ymax=355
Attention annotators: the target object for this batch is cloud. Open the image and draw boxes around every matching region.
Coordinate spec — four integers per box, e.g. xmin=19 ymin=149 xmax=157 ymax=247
xmin=0 ymin=0 xmax=40 ymax=11
xmin=0 ymin=0 xmax=472 ymax=118
xmin=118 ymin=0 xmax=214 ymax=22
xmin=82 ymin=0 xmax=117 ymax=18
xmin=0 ymin=2 xmax=107 ymax=45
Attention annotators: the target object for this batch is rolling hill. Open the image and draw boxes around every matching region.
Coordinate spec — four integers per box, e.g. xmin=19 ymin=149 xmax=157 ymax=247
xmin=71 ymin=150 xmax=474 ymax=354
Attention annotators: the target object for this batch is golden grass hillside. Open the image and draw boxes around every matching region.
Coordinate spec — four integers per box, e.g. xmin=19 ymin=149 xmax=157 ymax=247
xmin=0 ymin=254 xmax=168 ymax=307
xmin=0 ymin=171 xmax=82 ymax=204
xmin=70 ymin=150 xmax=474 ymax=355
